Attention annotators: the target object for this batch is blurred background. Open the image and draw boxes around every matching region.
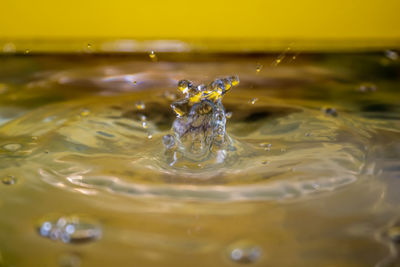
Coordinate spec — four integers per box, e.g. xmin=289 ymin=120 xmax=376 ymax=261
xmin=1 ymin=0 xmax=399 ymax=53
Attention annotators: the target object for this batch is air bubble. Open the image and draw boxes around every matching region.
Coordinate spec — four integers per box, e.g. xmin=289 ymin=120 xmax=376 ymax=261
xmin=249 ymin=98 xmax=258 ymax=105
xmin=37 ymin=215 xmax=102 ymax=244
xmin=135 ymin=101 xmax=145 ymax=110
xmin=2 ymin=175 xmax=17 ymax=185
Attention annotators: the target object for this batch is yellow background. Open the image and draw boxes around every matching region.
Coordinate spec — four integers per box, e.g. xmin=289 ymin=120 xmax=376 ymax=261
xmin=1 ymin=0 xmax=399 ymax=51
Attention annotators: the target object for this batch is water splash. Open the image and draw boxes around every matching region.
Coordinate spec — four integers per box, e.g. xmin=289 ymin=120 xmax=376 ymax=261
xmin=163 ymin=76 xmax=239 ymax=167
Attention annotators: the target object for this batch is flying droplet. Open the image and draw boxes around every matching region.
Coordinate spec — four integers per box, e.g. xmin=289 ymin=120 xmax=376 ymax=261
xmin=149 ymin=51 xmax=157 ymax=61
xmin=135 ymin=101 xmax=145 ymax=110
xmin=250 ymin=98 xmax=258 ymax=105
xmin=162 ymin=134 xmax=176 ymax=150
xmin=38 ymin=215 xmax=102 ymax=244
xmin=2 ymin=175 xmax=17 ymax=185
xmin=256 ymin=64 xmax=263 ymax=73
xmin=3 ymin=143 xmax=22 ymax=152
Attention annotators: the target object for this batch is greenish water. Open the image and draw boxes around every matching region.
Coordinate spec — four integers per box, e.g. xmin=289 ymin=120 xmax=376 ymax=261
xmin=0 ymin=52 xmax=399 ymax=267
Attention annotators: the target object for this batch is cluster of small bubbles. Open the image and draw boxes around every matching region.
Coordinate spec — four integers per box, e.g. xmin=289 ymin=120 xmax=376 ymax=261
xmin=79 ymin=108 xmax=90 ymax=117
xmin=59 ymin=253 xmax=81 ymax=267
xmin=226 ymin=111 xmax=233 ymax=119
xmin=256 ymin=63 xmax=263 ymax=73
xmin=149 ymin=50 xmax=158 ymax=61
xmin=162 ymin=134 xmax=176 ymax=150
xmin=229 ymin=243 xmax=262 ymax=264
xmin=358 ymin=83 xmax=377 ymax=93
xmin=38 ymin=215 xmax=102 ymax=244
xmin=249 ymin=98 xmax=258 ymax=105
xmin=2 ymin=143 xmax=22 ymax=152
xmin=2 ymin=175 xmax=17 ymax=185
xmin=385 ymin=50 xmax=399 ymax=61
xmin=322 ymin=107 xmax=338 ymax=117
xmin=135 ymin=101 xmax=146 ymax=110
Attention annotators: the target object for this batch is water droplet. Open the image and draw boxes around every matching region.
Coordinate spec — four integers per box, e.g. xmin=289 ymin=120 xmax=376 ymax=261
xmin=149 ymin=50 xmax=157 ymax=61
xmin=79 ymin=109 xmax=90 ymax=117
xmin=87 ymin=43 xmax=91 ymax=49
xmin=132 ymin=81 xmax=137 ymax=85
xmin=139 ymin=114 xmax=147 ymax=121
xmin=177 ymin=80 xmax=193 ymax=95
xmin=226 ymin=112 xmax=233 ymax=119
xmin=385 ymin=50 xmax=399 ymax=61
xmin=228 ymin=242 xmax=262 ymax=264
xmin=147 ymin=133 xmax=153 ymax=139
xmin=229 ymin=75 xmax=240 ymax=86
xmin=305 ymin=132 xmax=312 ymax=137
xmin=280 ymin=148 xmax=286 ymax=153
xmin=38 ymin=215 xmax=102 ymax=244
xmin=3 ymin=143 xmax=22 ymax=152
xmin=249 ymin=98 xmax=258 ymax=105
xmin=2 ymin=175 xmax=17 ymax=185
xmin=32 ymin=136 xmax=38 ymax=141
xmin=163 ymin=91 xmax=176 ymax=101
xmin=141 ymin=121 xmax=148 ymax=129
xmin=24 ymin=49 xmax=30 ymax=54
xmin=358 ymin=83 xmax=377 ymax=93
xmin=162 ymin=134 xmax=176 ymax=150
xmin=322 ymin=107 xmax=338 ymax=117
xmin=256 ymin=64 xmax=263 ymax=73
xmin=135 ymin=101 xmax=145 ymax=110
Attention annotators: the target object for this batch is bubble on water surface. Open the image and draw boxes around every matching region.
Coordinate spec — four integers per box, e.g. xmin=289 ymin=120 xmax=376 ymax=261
xmin=38 ymin=215 xmax=102 ymax=244
xmin=228 ymin=241 xmax=262 ymax=264
xmin=249 ymin=98 xmax=258 ymax=105
xmin=149 ymin=50 xmax=157 ymax=61
xmin=256 ymin=63 xmax=263 ymax=73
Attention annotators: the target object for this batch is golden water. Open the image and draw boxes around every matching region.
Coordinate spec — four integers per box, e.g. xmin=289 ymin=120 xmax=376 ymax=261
xmin=0 ymin=52 xmax=399 ymax=266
